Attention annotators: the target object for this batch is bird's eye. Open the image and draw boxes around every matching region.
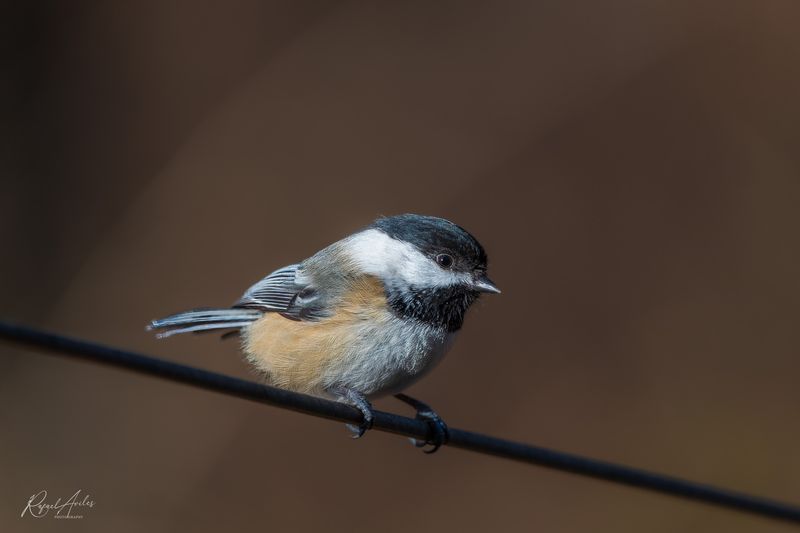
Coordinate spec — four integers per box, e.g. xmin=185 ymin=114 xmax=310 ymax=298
xmin=435 ymin=254 xmax=454 ymax=268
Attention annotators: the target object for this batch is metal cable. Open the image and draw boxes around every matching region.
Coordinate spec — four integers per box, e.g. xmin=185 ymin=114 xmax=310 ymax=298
xmin=1 ymin=320 xmax=798 ymax=526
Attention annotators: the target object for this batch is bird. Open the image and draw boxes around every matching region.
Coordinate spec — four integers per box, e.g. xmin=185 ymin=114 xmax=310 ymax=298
xmin=147 ymin=213 xmax=500 ymax=452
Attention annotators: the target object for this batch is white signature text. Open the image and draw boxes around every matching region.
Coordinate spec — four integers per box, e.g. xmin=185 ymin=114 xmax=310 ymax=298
xmin=20 ymin=490 xmax=95 ymax=519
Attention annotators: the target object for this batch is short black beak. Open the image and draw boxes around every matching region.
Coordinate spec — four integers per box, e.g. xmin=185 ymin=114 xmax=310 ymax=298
xmin=473 ymin=274 xmax=501 ymax=294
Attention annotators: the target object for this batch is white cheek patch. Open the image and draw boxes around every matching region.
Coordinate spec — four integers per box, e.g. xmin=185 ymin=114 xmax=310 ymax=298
xmin=345 ymin=229 xmax=470 ymax=288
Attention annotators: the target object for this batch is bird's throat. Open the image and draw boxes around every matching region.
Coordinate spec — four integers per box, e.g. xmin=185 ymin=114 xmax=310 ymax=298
xmin=386 ymin=284 xmax=477 ymax=332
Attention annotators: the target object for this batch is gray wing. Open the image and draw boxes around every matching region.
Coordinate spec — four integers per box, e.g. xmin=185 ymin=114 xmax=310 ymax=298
xmin=233 ymin=264 xmax=327 ymax=320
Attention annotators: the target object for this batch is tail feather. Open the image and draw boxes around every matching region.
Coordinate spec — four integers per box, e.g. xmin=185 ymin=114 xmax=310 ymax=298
xmin=147 ymin=308 xmax=262 ymax=339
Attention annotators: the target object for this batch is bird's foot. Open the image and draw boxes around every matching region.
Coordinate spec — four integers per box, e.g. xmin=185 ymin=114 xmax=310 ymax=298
xmin=394 ymin=393 xmax=449 ymax=453
xmin=330 ymin=387 xmax=374 ymax=439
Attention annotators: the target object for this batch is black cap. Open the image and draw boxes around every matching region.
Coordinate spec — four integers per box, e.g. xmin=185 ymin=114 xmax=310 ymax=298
xmin=370 ymin=214 xmax=488 ymax=272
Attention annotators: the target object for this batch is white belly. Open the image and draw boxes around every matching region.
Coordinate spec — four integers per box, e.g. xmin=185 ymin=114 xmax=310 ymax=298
xmin=319 ymin=316 xmax=457 ymax=399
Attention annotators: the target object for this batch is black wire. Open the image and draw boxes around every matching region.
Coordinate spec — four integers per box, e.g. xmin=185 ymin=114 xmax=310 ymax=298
xmin=2 ymin=320 xmax=799 ymax=526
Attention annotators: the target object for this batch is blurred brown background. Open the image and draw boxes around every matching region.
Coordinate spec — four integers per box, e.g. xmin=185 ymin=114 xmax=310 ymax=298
xmin=2 ymin=1 xmax=799 ymax=532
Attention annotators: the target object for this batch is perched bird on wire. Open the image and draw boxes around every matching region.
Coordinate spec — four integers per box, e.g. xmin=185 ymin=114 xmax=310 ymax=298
xmin=147 ymin=214 xmax=500 ymax=452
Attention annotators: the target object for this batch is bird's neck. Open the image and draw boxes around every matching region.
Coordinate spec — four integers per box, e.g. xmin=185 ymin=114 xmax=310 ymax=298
xmin=386 ymin=284 xmax=478 ymax=332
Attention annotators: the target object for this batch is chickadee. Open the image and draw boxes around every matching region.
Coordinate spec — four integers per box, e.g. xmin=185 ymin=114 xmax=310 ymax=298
xmin=148 ymin=214 xmax=499 ymax=452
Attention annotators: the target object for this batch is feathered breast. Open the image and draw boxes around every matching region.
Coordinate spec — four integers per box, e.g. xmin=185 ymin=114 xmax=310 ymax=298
xmin=241 ymin=275 xmax=390 ymax=394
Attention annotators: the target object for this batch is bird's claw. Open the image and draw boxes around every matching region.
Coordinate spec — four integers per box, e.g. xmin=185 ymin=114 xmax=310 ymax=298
xmin=409 ymin=408 xmax=449 ymax=453
xmin=345 ymin=414 xmax=373 ymax=439
xmin=331 ymin=387 xmax=374 ymax=439
xmin=395 ymin=393 xmax=450 ymax=453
